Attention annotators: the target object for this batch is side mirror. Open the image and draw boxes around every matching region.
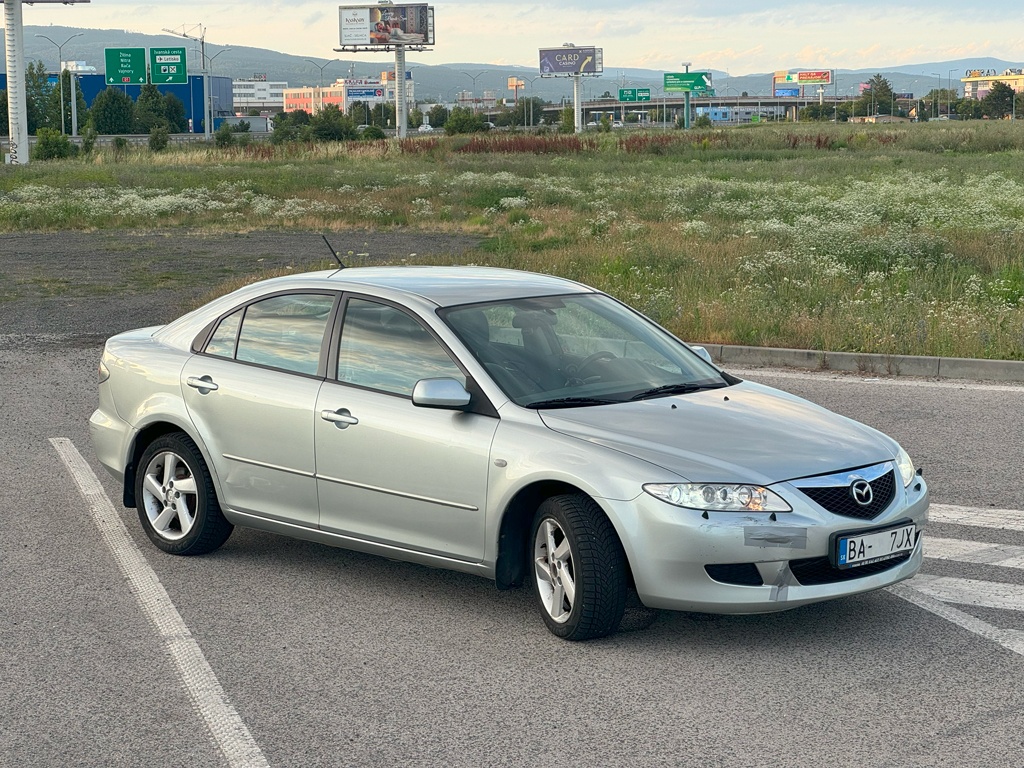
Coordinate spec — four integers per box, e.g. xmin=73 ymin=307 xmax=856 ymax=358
xmin=690 ymin=345 xmax=714 ymax=365
xmin=412 ymin=378 xmax=472 ymax=410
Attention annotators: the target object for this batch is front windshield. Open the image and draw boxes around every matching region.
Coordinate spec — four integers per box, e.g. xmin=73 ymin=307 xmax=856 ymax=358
xmin=441 ymin=293 xmax=728 ymax=408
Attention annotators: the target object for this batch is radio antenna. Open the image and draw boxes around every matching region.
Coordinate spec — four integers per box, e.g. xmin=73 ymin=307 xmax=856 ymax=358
xmin=321 ymin=234 xmax=346 ymax=269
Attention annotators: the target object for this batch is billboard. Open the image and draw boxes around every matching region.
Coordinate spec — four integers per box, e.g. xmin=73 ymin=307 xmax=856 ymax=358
xmin=539 ymin=47 xmax=603 ymax=75
xmin=664 ymin=72 xmax=712 ymax=92
xmin=776 ymin=70 xmax=832 ymax=85
xmin=774 ymin=88 xmax=800 ymax=97
xmin=339 ymin=4 xmax=434 ymax=47
xmin=347 ymin=87 xmax=386 ymax=100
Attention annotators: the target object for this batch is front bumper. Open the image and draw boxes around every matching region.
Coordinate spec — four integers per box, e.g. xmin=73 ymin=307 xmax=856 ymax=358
xmin=607 ymin=476 xmax=929 ymax=613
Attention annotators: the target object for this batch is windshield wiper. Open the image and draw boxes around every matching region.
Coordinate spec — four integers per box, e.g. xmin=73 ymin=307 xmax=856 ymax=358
xmin=629 ymin=382 xmax=727 ymax=401
xmin=526 ymin=396 xmax=620 ymax=409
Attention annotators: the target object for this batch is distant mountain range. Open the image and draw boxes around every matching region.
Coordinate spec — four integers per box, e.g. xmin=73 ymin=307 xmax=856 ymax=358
xmin=5 ymin=26 xmax=1022 ymax=101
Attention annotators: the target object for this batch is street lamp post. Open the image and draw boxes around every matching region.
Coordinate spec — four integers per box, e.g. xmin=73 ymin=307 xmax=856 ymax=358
xmin=521 ymin=75 xmax=540 ymax=129
xmin=305 ymin=58 xmax=338 ymax=115
xmin=460 ymin=71 xmax=483 ymax=112
xmin=681 ymin=61 xmax=692 ymax=129
xmin=35 ymin=32 xmax=82 ymax=135
xmin=948 ymin=68 xmax=957 ymax=118
xmin=931 ymin=73 xmax=941 ymax=117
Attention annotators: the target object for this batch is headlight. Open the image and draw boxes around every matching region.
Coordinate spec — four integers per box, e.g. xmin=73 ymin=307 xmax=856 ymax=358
xmin=896 ymin=446 xmax=916 ymax=488
xmin=643 ymin=483 xmax=792 ymax=512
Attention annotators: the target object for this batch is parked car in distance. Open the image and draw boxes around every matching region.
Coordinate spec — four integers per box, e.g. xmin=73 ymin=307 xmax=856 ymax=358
xmin=418 ymin=124 xmax=434 ymax=132
xmin=91 ymin=267 xmax=928 ymax=640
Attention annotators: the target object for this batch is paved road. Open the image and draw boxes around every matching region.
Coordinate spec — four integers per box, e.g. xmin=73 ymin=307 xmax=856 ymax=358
xmin=3 ymin=329 xmax=1024 ymax=766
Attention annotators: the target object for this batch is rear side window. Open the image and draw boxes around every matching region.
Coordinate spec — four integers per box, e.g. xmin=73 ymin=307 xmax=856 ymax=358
xmin=205 ymin=294 xmax=335 ymax=375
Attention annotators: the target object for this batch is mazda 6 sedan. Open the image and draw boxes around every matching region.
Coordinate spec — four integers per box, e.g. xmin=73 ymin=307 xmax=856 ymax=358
xmin=91 ymin=266 xmax=928 ymax=640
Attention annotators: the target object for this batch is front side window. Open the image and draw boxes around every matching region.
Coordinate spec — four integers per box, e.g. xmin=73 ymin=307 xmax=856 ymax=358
xmin=205 ymin=293 xmax=334 ymax=375
xmin=337 ymin=298 xmax=465 ymax=396
xmin=443 ymin=293 xmax=728 ymax=407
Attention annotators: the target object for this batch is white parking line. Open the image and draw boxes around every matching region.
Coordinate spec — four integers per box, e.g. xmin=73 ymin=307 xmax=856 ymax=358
xmin=929 ymin=504 xmax=1024 ymax=532
xmin=50 ymin=438 xmax=269 ymax=768
xmin=889 ymin=583 xmax=1024 ymax=657
xmin=926 ymin=537 xmax=1024 ymax=570
xmin=909 ymin=574 xmax=1024 ymax=613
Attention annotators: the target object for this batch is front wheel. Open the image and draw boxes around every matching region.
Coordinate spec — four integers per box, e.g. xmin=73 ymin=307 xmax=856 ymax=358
xmin=531 ymin=494 xmax=627 ymax=640
xmin=136 ymin=433 xmax=232 ymax=555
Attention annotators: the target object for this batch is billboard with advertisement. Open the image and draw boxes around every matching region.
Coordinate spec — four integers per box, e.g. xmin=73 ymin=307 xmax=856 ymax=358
xmin=664 ymin=72 xmax=712 ymax=92
xmin=339 ymin=4 xmax=434 ymax=47
xmin=347 ymin=87 xmax=386 ymax=100
xmin=774 ymin=88 xmax=800 ymax=97
xmin=539 ymin=47 xmax=603 ymax=75
xmin=775 ymin=70 xmax=832 ymax=85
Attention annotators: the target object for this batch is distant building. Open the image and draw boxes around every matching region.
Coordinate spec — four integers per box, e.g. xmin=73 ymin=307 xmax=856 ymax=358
xmin=961 ymin=68 xmax=1024 ymax=100
xmin=283 ymin=73 xmax=415 ymax=116
xmin=232 ymin=74 xmax=287 ymax=114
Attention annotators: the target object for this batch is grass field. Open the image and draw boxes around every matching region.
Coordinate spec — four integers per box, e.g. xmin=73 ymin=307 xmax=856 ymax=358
xmin=2 ymin=122 xmax=1023 ymax=360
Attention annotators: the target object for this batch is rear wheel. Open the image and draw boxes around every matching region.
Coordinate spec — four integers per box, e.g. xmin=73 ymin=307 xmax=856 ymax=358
xmin=136 ymin=433 xmax=232 ymax=555
xmin=531 ymin=494 xmax=627 ymax=640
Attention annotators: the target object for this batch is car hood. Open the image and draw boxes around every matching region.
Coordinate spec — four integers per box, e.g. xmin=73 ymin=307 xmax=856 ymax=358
xmin=538 ymin=381 xmax=897 ymax=485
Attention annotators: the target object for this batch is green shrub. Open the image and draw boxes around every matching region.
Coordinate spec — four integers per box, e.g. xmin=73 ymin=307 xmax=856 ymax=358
xmin=361 ymin=125 xmax=386 ymax=140
xmin=81 ymin=124 xmax=98 ymax=154
xmin=148 ymin=125 xmax=169 ymax=152
xmin=214 ymin=123 xmax=236 ymax=148
xmin=32 ymin=128 xmax=76 ymax=161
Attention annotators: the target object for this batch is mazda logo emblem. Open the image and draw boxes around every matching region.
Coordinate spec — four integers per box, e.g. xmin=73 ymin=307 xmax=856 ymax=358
xmin=850 ymin=479 xmax=873 ymax=506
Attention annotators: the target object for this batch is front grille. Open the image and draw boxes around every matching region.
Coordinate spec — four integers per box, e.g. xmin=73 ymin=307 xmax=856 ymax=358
xmin=789 ymin=551 xmax=912 ymax=586
xmin=705 ymin=563 xmax=764 ymax=587
xmin=798 ymin=470 xmax=896 ymax=520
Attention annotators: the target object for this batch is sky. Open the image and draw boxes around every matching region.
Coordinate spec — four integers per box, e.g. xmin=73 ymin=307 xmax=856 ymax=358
xmin=17 ymin=0 xmax=1024 ymax=75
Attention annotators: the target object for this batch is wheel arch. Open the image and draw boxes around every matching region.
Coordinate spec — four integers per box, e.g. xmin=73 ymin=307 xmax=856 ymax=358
xmin=124 ymin=419 xmax=220 ymax=509
xmin=494 ymin=480 xmax=634 ymax=591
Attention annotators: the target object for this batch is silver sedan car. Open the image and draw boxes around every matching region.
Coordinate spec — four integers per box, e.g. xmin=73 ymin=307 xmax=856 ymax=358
xmin=91 ymin=266 xmax=928 ymax=640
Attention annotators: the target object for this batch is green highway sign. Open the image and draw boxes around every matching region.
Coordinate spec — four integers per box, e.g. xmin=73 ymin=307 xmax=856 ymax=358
xmin=619 ymin=88 xmax=652 ymax=102
xmin=105 ymin=47 xmax=147 ymax=85
xmin=664 ymin=72 xmax=712 ymax=93
xmin=150 ymin=47 xmax=188 ymax=84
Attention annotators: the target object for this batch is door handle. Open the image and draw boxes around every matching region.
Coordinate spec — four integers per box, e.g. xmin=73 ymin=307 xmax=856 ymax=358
xmin=186 ymin=375 xmax=219 ymax=392
xmin=320 ymin=408 xmax=359 ymax=429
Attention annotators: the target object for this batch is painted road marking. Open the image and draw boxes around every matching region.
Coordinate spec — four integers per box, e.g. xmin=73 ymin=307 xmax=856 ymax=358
xmin=926 ymin=537 xmax=1024 ymax=570
xmin=50 ymin=438 xmax=269 ymax=768
xmin=889 ymin=583 xmax=1024 ymax=657
xmin=929 ymin=504 xmax=1024 ymax=532
xmin=909 ymin=574 xmax=1024 ymax=613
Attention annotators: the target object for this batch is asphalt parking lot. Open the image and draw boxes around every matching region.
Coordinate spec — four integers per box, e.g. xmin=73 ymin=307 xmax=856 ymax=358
xmin=3 ymin=237 xmax=1024 ymax=767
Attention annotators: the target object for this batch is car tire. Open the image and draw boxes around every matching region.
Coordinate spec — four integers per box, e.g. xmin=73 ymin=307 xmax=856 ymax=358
xmin=531 ymin=494 xmax=627 ymax=640
xmin=135 ymin=433 xmax=232 ymax=556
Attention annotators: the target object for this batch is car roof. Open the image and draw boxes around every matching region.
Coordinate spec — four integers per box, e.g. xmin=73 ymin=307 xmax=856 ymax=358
xmin=301 ymin=266 xmax=594 ymax=307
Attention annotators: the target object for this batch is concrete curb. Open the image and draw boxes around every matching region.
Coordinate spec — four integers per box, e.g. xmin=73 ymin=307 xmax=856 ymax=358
xmin=699 ymin=344 xmax=1024 ymax=384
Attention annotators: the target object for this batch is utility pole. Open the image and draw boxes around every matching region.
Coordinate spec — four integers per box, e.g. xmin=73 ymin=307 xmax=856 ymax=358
xmin=3 ymin=0 xmax=90 ymax=166
xmin=163 ymin=24 xmax=211 ymax=140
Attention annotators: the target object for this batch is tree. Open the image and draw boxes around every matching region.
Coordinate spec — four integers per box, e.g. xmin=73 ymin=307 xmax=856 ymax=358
xmin=164 ymin=93 xmax=189 ymax=133
xmin=31 ymin=127 xmax=75 ymax=160
xmin=134 ymin=83 xmax=167 ymax=133
xmin=558 ymin=105 xmax=575 ymax=133
xmin=91 ymin=87 xmax=136 ymax=134
xmin=443 ymin=106 xmax=486 ymax=134
xmin=247 ymin=108 xmax=262 ymax=117
xmin=982 ymin=81 xmax=1015 ymax=119
xmin=347 ymin=100 xmax=371 ymax=125
xmin=370 ymin=102 xmax=396 ymax=128
xmin=309 ymin=104 xmax=356 ymax=141
xmin=25 ymin=60 xmax=52 ymax=134
xmin=43 ymin=71 xmax=88 ymax=135
xmin=427 ymin=104 xmax=450 ymax=128
xmin=408 ymin=107 xmax=423 ymax=129
xmin=858 ymin=74 xmax=895 ymax=116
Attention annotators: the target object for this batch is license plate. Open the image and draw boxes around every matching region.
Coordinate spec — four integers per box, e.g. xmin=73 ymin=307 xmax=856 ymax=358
xmin=835 ymin=523 xmax=917 ymax=569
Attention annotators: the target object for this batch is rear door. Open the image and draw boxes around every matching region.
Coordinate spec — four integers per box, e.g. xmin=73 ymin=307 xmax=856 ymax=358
xmin=182 ymin=291 xmax=338 ymax=527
